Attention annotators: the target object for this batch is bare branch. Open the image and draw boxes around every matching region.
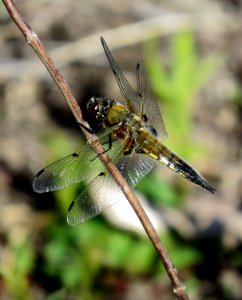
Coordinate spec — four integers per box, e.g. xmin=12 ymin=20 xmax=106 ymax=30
xmin=2 ymin=1 xmax=189 ymax=299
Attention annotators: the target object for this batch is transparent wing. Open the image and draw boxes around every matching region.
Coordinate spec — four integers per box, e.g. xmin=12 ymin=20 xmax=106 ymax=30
xmin=67 ymin=171 xmax=125 ymax=225
xmin=101 ymin=37 xmax=167 ymax=141
xmin=33 ymin=135 xmax=110 ymax=193
xmin=33 ymin=127 xmax=155 ymax=192
xmin=101 ymin=37 xmax=138 ymax=113
xmin=67 ymin=155 xmax=154 ymax=226
xmin=136 ymin=63 xmax=167 ymax=140
xmin=66 ymin=137 xmax=155 ymax=225
xmin=116 ymin=152 xmax=155 ymax=187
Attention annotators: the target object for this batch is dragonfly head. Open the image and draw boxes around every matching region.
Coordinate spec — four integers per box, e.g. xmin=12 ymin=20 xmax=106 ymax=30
xmin=86 ymin=97 xmax=115 ymax=123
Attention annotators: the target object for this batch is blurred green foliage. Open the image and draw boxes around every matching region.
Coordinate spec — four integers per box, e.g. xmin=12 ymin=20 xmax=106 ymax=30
xmin=145 ymin=31 xmax=221 ymax=157
xmin=41 ymin=215 xmax=202 ymax=299
xmin=0 ymin=242 xmax=35 ymax=300
xmin=231 ymin=83 xmax=242 ymax=109
xmin=137 ymin=173 xmax=181 ymax=207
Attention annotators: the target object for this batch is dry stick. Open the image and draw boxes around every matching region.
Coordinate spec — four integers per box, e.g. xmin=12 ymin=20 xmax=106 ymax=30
xmin=2 ymin=1 xmax=189 ymax=299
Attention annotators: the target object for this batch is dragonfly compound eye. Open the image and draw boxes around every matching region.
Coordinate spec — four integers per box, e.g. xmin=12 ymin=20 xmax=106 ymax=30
xmin=86 ymin=97 xmax=97 ymax=110
xmin=101 ymin=98 xmax=110 ymax=107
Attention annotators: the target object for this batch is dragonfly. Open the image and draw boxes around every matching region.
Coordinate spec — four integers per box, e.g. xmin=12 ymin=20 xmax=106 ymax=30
xmin=33 ymin=37 xmax=215 ymax=226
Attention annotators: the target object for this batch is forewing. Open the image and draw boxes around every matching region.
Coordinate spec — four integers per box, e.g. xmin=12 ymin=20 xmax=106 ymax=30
xmin=136 ymin=63 xmax=167 ymax=140
xmin=101 ymin=37 xmax=139 ymax=114
xmin=33 ymin=138 xmax=108 ymax=193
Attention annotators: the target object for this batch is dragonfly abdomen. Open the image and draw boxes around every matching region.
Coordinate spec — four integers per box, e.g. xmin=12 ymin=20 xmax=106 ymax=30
xmin=163 ymin=152 xmax=215 ymax=194
xmin=136 ymin=128 xmax=168 ymax=160
xmin=136 ymin=129 xmax=215 ymax=193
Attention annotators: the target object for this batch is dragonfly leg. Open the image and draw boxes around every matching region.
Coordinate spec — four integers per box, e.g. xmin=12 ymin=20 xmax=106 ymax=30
xmin=78 ymin=122 xmax=98 ymax=134
xmin=90 ymin=134 xmax=117 ymax=161
xmin=123 ymin=137 xmax=136 ymax=156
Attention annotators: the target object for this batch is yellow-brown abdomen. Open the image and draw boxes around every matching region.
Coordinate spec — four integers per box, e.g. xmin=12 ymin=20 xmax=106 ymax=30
xmin=136 ymin=128 xmax=215 ymax=193
xmin=136 ymin=128 xmax=168 ymax=160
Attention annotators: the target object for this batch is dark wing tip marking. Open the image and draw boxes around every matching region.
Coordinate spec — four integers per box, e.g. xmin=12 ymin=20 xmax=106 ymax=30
xmin=100 ymin=38 xmax=117 ymax=75
xmin=100 ymin=36 xmax=108 ymax=51
xmin=67 ymin=200 xmax=75 ymax=212
xmin=72 ymin=152 xmax=79 ymax=157
xmin=35 ymin=169 xmax=44 ymax=178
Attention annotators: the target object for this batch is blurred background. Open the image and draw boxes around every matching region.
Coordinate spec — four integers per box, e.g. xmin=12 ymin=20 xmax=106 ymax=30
xmin=0 ymin=0 xmax=242 ymax=299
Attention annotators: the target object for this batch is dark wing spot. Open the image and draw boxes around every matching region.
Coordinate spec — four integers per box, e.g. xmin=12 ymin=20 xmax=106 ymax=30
xmin=143 ymin=114 xmax=148 ymax=121
xmin=36 ymin=169 xmax=44 ymax=177
xmin=150 ymin=126 xmax=157 ymax=137
xmin=99 ymin=172 xmax=106 ymax=177
xmin=72 ymin=153 xmax=79 ymax=157
xmin=67 ymin=200 xmax=75 ymax=212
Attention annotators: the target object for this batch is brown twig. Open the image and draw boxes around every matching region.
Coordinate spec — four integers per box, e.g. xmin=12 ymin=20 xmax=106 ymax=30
xmin=2 ymin=1 xmax=189 ymax=299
